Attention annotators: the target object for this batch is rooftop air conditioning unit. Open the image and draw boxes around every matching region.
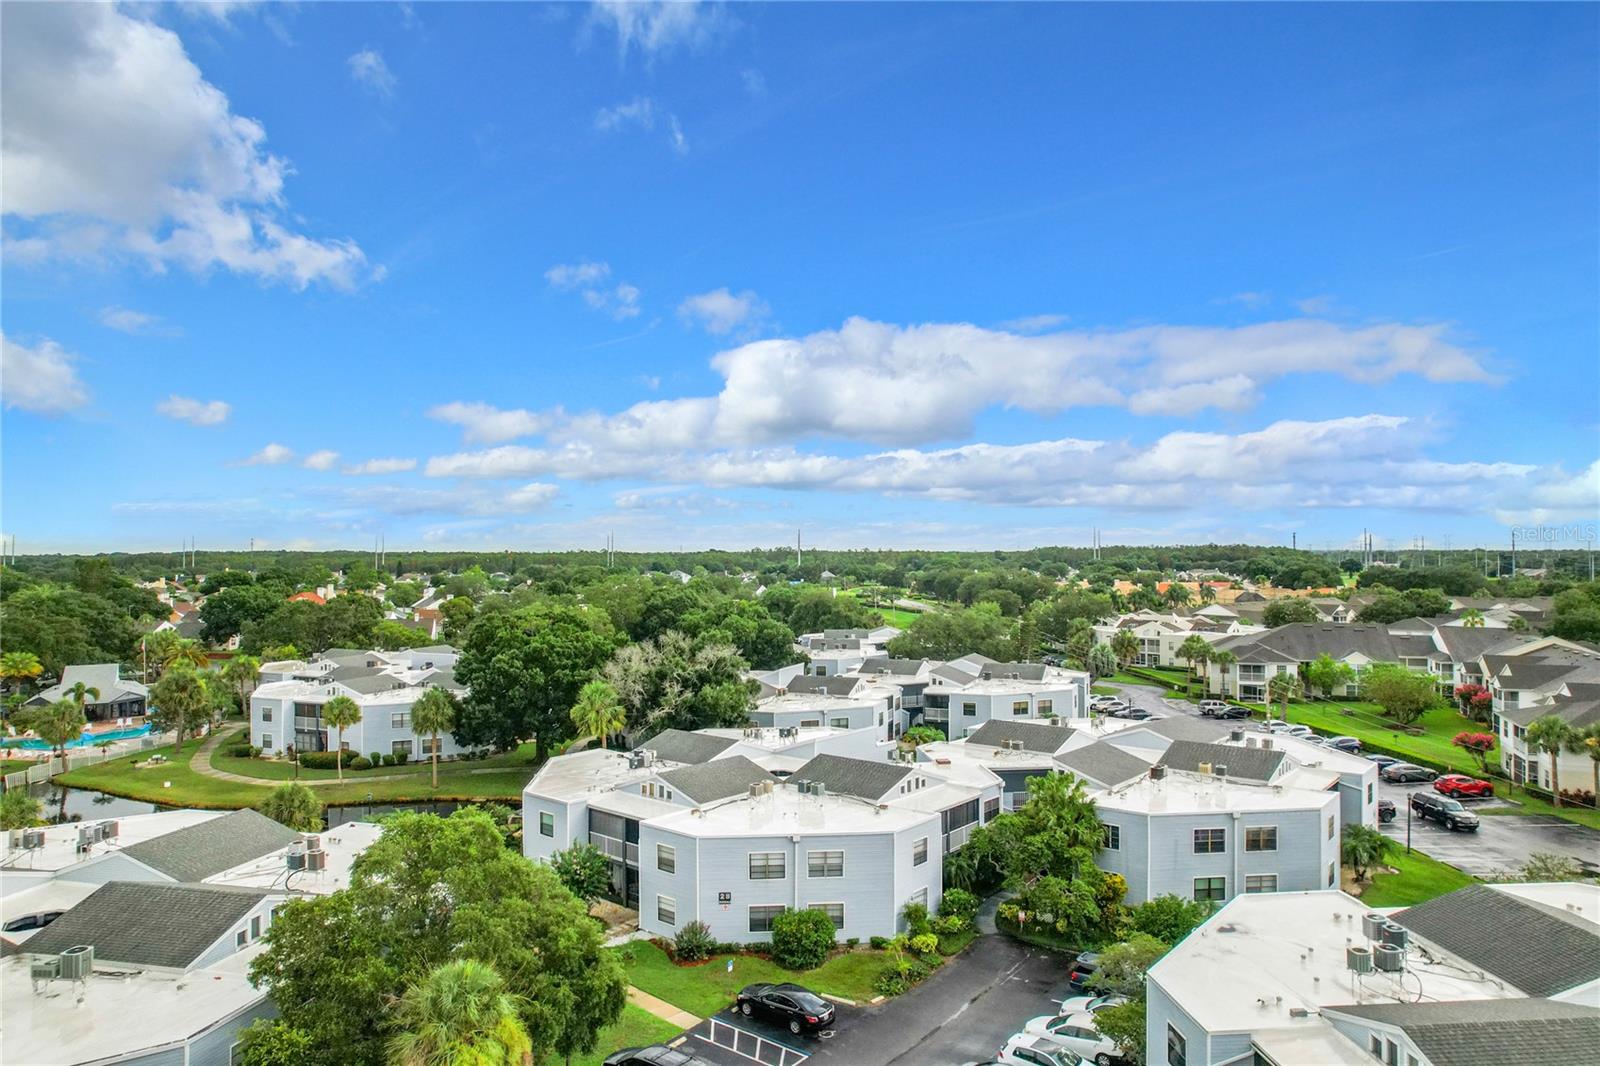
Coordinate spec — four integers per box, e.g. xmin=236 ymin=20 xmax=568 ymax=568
xmin=1213 ymin=764 xmax=1228 ymax=777
xmin=1346 ymin=946 xmax=1373 ymax=974
xmin=1150 ymin=765 xmax=1167 ymax=780
xmin=21 ymin=829 xmax=46 ymax=850
xmin=1373 ymin=944 xmax=1403 ymax=972
xmin=812 ymin=783 xmax=826 ymax=798
xmin=31 ymin=956 xmax=61 ymax=984
xmin=1362 ymin=912 xmax=1387 ymax=941
xmin=1262 ymin=738 xmax=1273 ymax=750
xmin=1230 ymin=729 xmax=1246 ymax=743
xmin=305 ymin=849 xmax=328 ymax=872
xmin=101 ymin=820 xmax=119 ymax=840
xmin=1198 ymin=762 xmax=1213 ymax=775
xmin=1245 ymin=737 xmax=1258 ymax=748
xmin=1380 ymin=922 xmax=1409 ymax=949
xmin=287 ymin=847 xmax=307 ymax=871
xmin=304 ymin=834 xmax=322 ymax=852
xmin=59 ymin=945 xmax=94 ymax=980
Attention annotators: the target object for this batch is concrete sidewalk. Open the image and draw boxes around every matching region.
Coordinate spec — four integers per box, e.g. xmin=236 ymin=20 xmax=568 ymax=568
xmin=628 ymin=986 xmax=702 ymax=1029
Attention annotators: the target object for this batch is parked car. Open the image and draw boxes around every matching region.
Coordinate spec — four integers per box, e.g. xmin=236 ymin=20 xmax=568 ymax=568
xmin=1051 ymin=994 xmax=1129 ymax=1017
xmin=735 ymin=983 xmax=835 ymax=1035
xmin=1323 ymin=736 xmax=1362 ymax=754
xmin=1433 ymin=774 xmax=1493 ymax=798
xmin=1214 ymin=705 xmax=1253 ymax=720
xmin=1031 ymin=1012 xmax=1122 ymax=1066
xmin=1381 ymin=763 xmax=1438 ymax=784
xmin=1094 ymin=700 xmax=1129 ymax=714
xmin=1197 ymin=700 xmax=1230 ymax=717
xmin=1067 ymin=951 xmax=1100 ymax=990
xmin=1267 ymin=721 xmax=1313 ymax=738
xmin=604 ymin=1046 xmax=716 ymax=1066
xmin=1109 ymin=707 xmax=1155 ymax=720
xmin=994 ymin=1034 xmax=1088 ymax=1066
xmin=1409 ymin=792 xmax=1480 ymax=831
xmin=1366 ymin=754 xmax=1400 ymax=769
xmin=1377 ymin=798 xmax=1396 ymax=823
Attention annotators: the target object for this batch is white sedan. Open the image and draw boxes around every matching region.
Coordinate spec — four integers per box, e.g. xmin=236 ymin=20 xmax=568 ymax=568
xmin=994 ymin=1035 xmax=1087 ymax=1066
xmin=1030 ymin=1013 xmax=1121 ymax=1066
xmin=1041 ymin=993 xmax=1128 ymax=1021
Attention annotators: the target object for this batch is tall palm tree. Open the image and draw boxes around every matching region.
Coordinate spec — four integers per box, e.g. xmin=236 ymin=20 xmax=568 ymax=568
xmin=1110 ymin=630 xmax=1140 ymax=670
xmin=150 ymin=668 xmax=209 ymax=754
xmin=0 ymin=651 xmax=44 ymax=701
xmin=219 ymin=655 xmax=261 ymax=721
xmin=1175 ymin=636 xmax=1212 ymax=696
xmin=1209 ymin=649 xmax=1237 ymax=698
xmin=1267 ymin=672 xmax=1304 ymax=721
xmin=388 ymin=959 xmax=531 ymax=1066
xmin=20 ymin=699 xmax=89 ymax=762
xmin=1459 ymin=608 xmax=1486 ymax=628
xmin=1525 ymin=714 xmax=1578 ymax=806
xmin=1197 ymin=583 xmax=1218 ymax=606
xmin=1341 ymin=824 xmax=1394 ymax=883
xmin=320 ymin=695 xmax=363 ymax=781
xmin=410 ymin=687 xmax=457 ymax=788
xmin=1565 ymin=722 xmax=1600 ymax=807
xmin=161 ymin=639 xmax=209 ymax=672
xmin=64 ymin=681 xmax=101 ymax=715
xmin=570 ymin=678 xmax=625 ymax=751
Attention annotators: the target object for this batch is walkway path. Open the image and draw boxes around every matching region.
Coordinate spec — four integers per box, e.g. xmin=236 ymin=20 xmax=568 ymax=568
xmin=187 ymin=724 xmax=520 ymax=790
xmin=628 ymin=986 xmax=701 ymax=1029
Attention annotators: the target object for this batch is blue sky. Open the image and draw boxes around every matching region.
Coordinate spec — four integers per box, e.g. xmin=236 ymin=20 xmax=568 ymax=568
xmin=3 ymin=1 xmax=1596 ymax=554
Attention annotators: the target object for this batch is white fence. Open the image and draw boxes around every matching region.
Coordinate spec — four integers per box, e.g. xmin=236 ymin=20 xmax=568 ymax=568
xmin=1 ymin=737 xmax=158 ymax=792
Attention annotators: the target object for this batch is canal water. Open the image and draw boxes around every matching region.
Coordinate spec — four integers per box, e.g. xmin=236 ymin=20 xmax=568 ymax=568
xmin=30 ymin=782 xmax=502 ymax=830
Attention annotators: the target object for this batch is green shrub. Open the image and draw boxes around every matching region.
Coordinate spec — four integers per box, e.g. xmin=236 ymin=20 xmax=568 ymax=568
xmin=770 ymin=908 xmax=837 ymax=970
xmin=908 ymin=933 xmax=939 ymax=956
xmin=845 ymin=937 xmax=860 ymax=949
xmin=902 ymin=901 xmax=933 ymax=938
xmin=938 ymin=888 xmax=979 ymax=921
xmin=933 ymin=914 xmax=968 ymax=936
xmin=297 ymin=751 xmax=344 ymax=770
xmin=348 ymin=756 xmax=372 ymax=771
xmin=673 ymin=920 xmax=715 ymax=962
xmin=868 ymin=936 xmax=891 ymax=950
xmin=873 ymin=954 xmax=930 ymax=996
xmin=368 ymin=752 xmax=382 ymax=767
xmin=392 ymin=750 xmax=409 ymax=765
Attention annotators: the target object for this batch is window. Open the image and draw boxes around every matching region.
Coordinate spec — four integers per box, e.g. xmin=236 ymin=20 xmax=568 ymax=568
xmin=1012 ymin=700 xmax=1029 ymax=716
xmin=815 ymin=666 xmax=827 ymax=676
xmin=1245 ymin=874 xmax=1278 ymax=894
xmin=1328 ymin=814 xmax=1336 ymax=840
xmin=657 ymin=843 xmax=676 ymax=874
xmin=962 ymin=701 xmax=977 ymax=717
xmin=657 ymin=895 xmax=676 ymax=926
xmin=749 ymin=852 xmax=786 ymax=880
xmin=809 ymin=902 xmax=845 ymax=929
xmin=1369 ymin=1035 xmax=1382 ymax=1059
xmin=391 ymin=712 xmax=409 ymax=729
xmin=1193 ymin=828 xmax=1226 ymax=854
xmin=1386 ymin=1039 xmax=1398 ymax=1066
xmin=1368 ymin=782 xmax=1375 ymax=803
xmin=808 ymin=850 xmax=844 ymax=878
xmin=1037 ymin=699 xmax=1053 ymax=715
xmin=913 ymin=837 xmax=928 ymax=866
xmin=801 ymin=719 xmax=820 ymax=728
xmin=1102 ymin=824 xmax=1120 ymax=850
xmin=1167 ymin=1023 xmax=1187 ymax=1066
xmin=910 ymin=887 xmax=928 ymax=910
xmin=261 ymin=707 xmax=272 ymax=722
xmin=392 ymin=740 xmax=413 ymax=757
xmin=749 ymin=905 xmax=785 ymax=932
xmin=1244 ymin=826 xmax=1277 ymax=852
xmin=260 ymin=735 xmax=273 ymax=749
xmin=1193 ymin=877 xmax=1226 ymax=902
xmin=830 ymin=717 xmax=849 ymax=728
xmin=230 ymin=1041 xmax=244 ymax=1066
xmin=422 ymin=737 xmax=441 ymax=755
xmin=539 ymin=812 xmax=554 ymax=837
xmin=984 ymin=797 xmax=1000 ymax=821
xmin=250 ymin=915 xmax=261 ymax=938
xmin=235 ymin=929 xmax=247 ymax=948
xmin=1328 ymin=862 xmax=1337 ymax=887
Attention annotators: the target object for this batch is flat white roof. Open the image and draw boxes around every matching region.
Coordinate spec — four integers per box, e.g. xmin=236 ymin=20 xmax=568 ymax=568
xmin=1 ymin=810 xmax=225 ymax=880
xmin=204 ymin=821 xmax=382 ymax=896
xmin=1236 ymin=730 xmax=1376 ymax=775
xmin=1094 ymin=770 xmax=1337 ymax=816
xmin=701 ymin=725 xmax=863 ymax=749
xmin=1249 ymin=1022 xmax=1373 ymax=1065
xmin=524 ymin=748 xmax=676 ymax=801
xmin=1490 ymin=881 xmax=1600 ymax=929
xmin=1 ymin=944 xmax=266 ymax=1065
xmin=919 ymin=740 xmax=1060 ymax=771
xmin=1147 ymin=890 xmax=1521 ymax=1034
xmin=651 ymin=786 xmax=935 ymax=838
xmin=0 ymin=879 xmax=102 ymax=939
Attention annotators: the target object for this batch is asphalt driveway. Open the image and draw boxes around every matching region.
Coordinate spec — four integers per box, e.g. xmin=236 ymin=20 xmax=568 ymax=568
xmin=1376 ymin=779 xmax=1600 ymax=878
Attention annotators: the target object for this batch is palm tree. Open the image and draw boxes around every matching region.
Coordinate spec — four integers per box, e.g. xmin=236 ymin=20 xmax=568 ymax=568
xmin=64 ymin=681 xmax=102 ymax=715
xmin=219 ymin=655 xmax=261 ymax=721
xmin=1525 ymin=714 xmax=1578 ymax=806
xmin=1209 ymin=649 xmax=1237 ymax=698
xmin=1110 ymin=630 xmax=1140 ymax=670
xmin=410 ymin=687 xmax=457 ymax=788
xmin=1197 ymin=583 xmax=1217 ymax=606
xmin=1267 ymin=672 xmax=1304 ymax=721
xmin=1565 ymin=722 xmax=1600 ymax=808
xmin=1341 ymin=824 xmax=1394 ymax=883
xmin=320 ymin=695 xmax=363 ymax=781
xmin=388 ymin=959 xmax=531 ymax=1066
xmin=150 ymin=668 xmax=209 ymax=754
xmin=1459 ymin=608 xmax=1486 ymax=628
xmin=1175 ymin=636 xmax=1212 ymax=696
xmin=21 ymin=699 xmax=89 ymax=762
xmin=161 ymin=639 xmax=209 ymax=672
xmin=1163 ymin=583 xmax=1194 ymax=609
xmin=0 ymin=651 xmax=44 ymax=701
xmin=570 ymin=678 xmax=625 ymax=751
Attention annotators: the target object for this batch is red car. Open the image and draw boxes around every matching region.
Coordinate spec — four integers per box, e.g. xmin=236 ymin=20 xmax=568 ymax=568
xmin=1434 ymin=774 xmax=1493 ymax=798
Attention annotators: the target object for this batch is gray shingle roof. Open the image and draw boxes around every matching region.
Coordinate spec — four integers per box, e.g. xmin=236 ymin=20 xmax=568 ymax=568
xmin=119 ymin=809 xmax=300 ymax=883
xmin=859 ymin=657 xmax=927 ymax=676
xmin=1126 ymin=715 xmax=1230 ymax=743
xmin=1395 ymin=885 xmax=1600 ymax=997
xmin=790 ymin=753 xmax=911 ymax=801
xmin=1325 ymin=999 xmax=1600 ymax=1066
xmin=784 ymin=675 xmax=863 ymax=697
xmin=635 ymin=729 xmax=738 ymax=765
xmin=658 ymin=756 xmax=777 ymax=803
xmin=340 ymin=674 xmax=408 ymax=695
xmin=1054 ymin=741 xmax=1151 ymax=788
xmin=24 ymin=881 xmax=269 ymax=969
xmin=1159 ymin=739 xmax=1285 ymax=782
xmin=967 ymin=719 xmax=1075 ymax=754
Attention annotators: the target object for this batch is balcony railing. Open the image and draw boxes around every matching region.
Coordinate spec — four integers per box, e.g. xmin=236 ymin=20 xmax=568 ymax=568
xmin=293 ymin=717 xmax=324 ymax=731
xmin=589 ymin=832 xmax=638 ymax=866
xmin=944 ymin=823 xmax=975 ymax=852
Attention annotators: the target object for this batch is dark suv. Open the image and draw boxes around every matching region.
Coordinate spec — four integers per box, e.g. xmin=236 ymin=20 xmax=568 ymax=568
xmin=1409 ymin=792 xmax=1480 ymax=832
xmin=736 ymin=982 xmax=835 ymax=1034
xmin=1067 ymin=951 xmax=1100 ymax=990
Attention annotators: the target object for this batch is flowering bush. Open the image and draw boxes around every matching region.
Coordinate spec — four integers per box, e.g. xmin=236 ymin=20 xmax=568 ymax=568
xmin=1452 ymin=731 xmax=1497 ymax=774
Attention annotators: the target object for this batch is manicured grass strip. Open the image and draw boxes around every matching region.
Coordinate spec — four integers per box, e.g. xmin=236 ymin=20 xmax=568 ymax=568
xmin=613 ymin=941 xmax=886 ymax=1019
xmin=1357 ymin=847 xmax=1476 ymax=907
xmin=1090 ymin=685 xmax=1120 ymax=696
xmin=1475 ymin=786 xmax=1600 ymax=831
xmin=1274 ymin=701 xmax=1474 ymax=770
xmin=209 ymin=743 xmax=541 ymax=782
xmin=1 ymin=758 xmax=39 ymax=774
xmin=569 ymin=1004 xmax=684 ymax=1066
xmin=873 ymin=607 xmax=922 ymax=627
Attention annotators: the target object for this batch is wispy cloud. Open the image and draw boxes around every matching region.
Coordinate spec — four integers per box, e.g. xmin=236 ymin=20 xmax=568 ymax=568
xmin=997 ymin=313 xmax=1068 ymax=333
xmin=594 ymin=96 xmax=689 ymax=155
xmin=99 ymin=306 xmax=179 ymax=336
xmin=344 ymin=457 xmax=417 ymax=476
xmin=302 ymin=450 xmax=340 ymax=471
xmin=588 ymin=0 xmax=726 ymax=59
xmin=546 ymin=260 xmax=642 ymax=319
xmin=156 ymin=395 xmax=231 ymax=426
xmin=678 ymin=287 xmax=768 ymax=336
xmin=348 ymin=48 xmax=397 ymax=97
xmin=241 ymin=443 xmax=294 ymax=466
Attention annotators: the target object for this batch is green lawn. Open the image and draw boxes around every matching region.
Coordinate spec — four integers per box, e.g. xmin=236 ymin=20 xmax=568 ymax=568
xmin=1090 ymin=685 xmax=1120 ymax=696
xmin=613 ymin=941 xmax=889 ymax=1018
xmin=872 ymin=607 xmax=921 ymax=627
xmin=1357 ymin=847 xmax=1476 ymax=907
xmin=55 ymin=739 xmax=537 ymax=808
xmin=1274 ymin=700 xmax=1474 ymax=770
xmin=570 ymin=1005 xmax=684 ymax=1066
xmin=1 ymin=757 xmax=38 ymax=774
xmin=1476 ymin=785 xmax=1600 ymax=831
xmin=209 ymin=742 xmax=541 ymax=783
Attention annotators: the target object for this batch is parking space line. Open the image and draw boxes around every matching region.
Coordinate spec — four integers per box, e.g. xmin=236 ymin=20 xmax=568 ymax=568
xmin=696 ymin=1016 xmax=811 ymax=1066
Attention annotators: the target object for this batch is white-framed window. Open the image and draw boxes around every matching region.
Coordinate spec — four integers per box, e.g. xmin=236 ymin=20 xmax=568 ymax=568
xmin=391 ymin=712 xmax=409 ymax=729
xmin=392 ymin=740 xmax=413 ymax=756
xmin=815 ymin=666 xmax=827 ymax=676
xmin=235 ymin=929 xmax=247 ymax=947
xmin=1244 ymin=826 xmax=1277 ymax=852
xmin=1245 ymin=874 xmax=1278 ymax=894
xmin=1193 ymin=876 xmax=1226 ymax=902
xmin=913 ymin=837 xmax=928 ymax=865
xmin=260 ymin=735 xmax=273 ymax=749
xmin=657 ymin=895 xmax=676 ymax=926
xmin=1328 ymin=862 xmax=1337 ymax=887
xmin=1038 ymin=699 xmax=1053 ymax=715
xmin=809 ymin=902 xmax=845 ymax=929
xmin=657 ymin=843 xmax=676 ymax=873
xmin=1370 ymin=1035 xmax=1382 ymax=1058
xmin=910 ymin=887 xmax=928 ymax=910
xmin=1102 ymin=824 xmax=1120 ymax=850
xmin=539 ymin=811 xmax=554 ymax=837
xmin=261 ymin=707 xmax=272 ymax=722
xmin=250 ymin=915 xmax=261 ymax=938
xmin=801 ymin=719 xmax=820 ymax=728
xmin=1328 ymin=814 xmax=1336 ymax=840
xmin=808 ymin=850 xmax=844 ymax=878
xmin=422 ymin=737 xmax=441 ymax=755
xmin=1012 ymin=700 xmax=1029 ymax=716
xmin=230 ymin=1041 xmax=244 ymax=1066
xmin=749 ymin=852 xmax=786 ymax=880
xmin=830 ymin=717 xmax=850 ymax=728
xmin=1167 ymin=1023 xmax=1187 ymax=1066
xmin=1193 ymin=828 xmax=1226 ymax=854
xmin=749 ymin=905 xmax=785 ymax=932
xmin=963 ymin=702 xmax=977 ymax=717
xmin=1368 ymin=782 xmax=1375 ymax=802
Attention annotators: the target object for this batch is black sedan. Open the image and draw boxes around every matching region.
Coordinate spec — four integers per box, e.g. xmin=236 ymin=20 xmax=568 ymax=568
xmin=736 ymin=982 xmax=835 ymax=1035
xmin=604 ymin=1045 xmax=716 ymax=1066
xmin=1380 ymin=762 xmax=1438 ymax=783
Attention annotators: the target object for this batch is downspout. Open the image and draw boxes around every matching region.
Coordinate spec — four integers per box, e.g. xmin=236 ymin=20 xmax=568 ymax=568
xmin=1231 ymin=811 xmax=1243 ymax=898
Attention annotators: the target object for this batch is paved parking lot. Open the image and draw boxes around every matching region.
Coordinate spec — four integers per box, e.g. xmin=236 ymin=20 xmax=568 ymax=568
xmin=1376 ymin=779 xmax=1600 ymax=878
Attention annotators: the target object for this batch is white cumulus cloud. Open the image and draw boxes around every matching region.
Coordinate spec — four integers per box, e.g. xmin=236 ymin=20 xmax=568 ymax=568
xmin=679 ymin=287 xmax=768 ymax=336
xmin=427 ymin=402 xmax=547 ymax=444
xmin=347 ymin=48 xmax=396 ymax=96
xmin=156 ymin=394 xmax=231 ymax=426
xmin=344 ymin=457 xmax=418 ymax=476
xmin=302 ymin=450 xmax=340 ymax=471
xmin=242 ymin=443 xmax=294 ymax=466
xmin=1 ymin=333 xmax=90 ymax=414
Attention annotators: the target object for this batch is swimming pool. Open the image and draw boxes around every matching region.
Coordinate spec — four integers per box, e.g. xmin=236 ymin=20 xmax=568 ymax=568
xmin=1 ymin=724 xmax=151 ymax=750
